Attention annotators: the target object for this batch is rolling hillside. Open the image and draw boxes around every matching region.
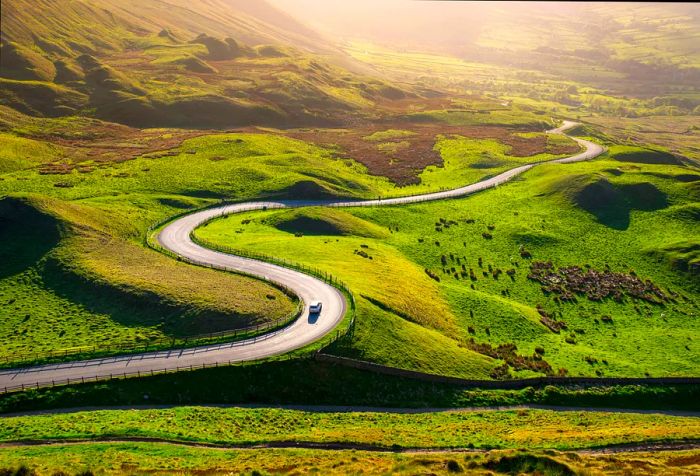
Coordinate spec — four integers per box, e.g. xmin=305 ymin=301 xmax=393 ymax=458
xmin=0 ymin=0 xmax=413 ymax=127
xmin=1 ymin=0 xmax=329 ymax=56
xmin=0 ymin=3 xmax=699 ymax=474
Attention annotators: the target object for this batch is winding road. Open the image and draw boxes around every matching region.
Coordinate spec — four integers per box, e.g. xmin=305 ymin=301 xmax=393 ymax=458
xmin=0 ymin=121 xmax=604 ymax=392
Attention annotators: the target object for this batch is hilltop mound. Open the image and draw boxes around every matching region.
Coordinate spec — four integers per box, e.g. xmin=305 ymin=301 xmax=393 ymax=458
xmin=77 ymin=55 xmax=146 ymax=96
xmin=0 ymin=42 xmax=56 ymax=81
xmin=191 ymin=34 xmax=246 ymax=60
xmin=255 ymin=44 xmax=289 ymax=58
xmin=173 ymin=56 xmax=218 ymax=74
xmin=647 ymin=240 xmax=700 ymax=274
xmin=0 ymin=78 xmax=87 ymax=116
xmin=664 ymin=203 xmax=700 ymax=222
xmin=267 ymin=208 xmax=389 ymax=238
xmin=158 ymin=29 xmax=178 ymax=42
xmin=53 ymin=59 xmax=85 ymax=83
xmin=273 ymin=180 xmax=337 ymax=200
xmin=611 ymin=145 xmax=684 ymax=165
xmin=557 ymin=175 xmax=669 ymax=230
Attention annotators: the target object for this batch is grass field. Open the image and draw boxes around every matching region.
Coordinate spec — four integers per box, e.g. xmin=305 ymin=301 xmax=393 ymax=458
xmin=3 ymin=444 xmax=699 ymax=476
xmin=2 ymin=406 xmax=698 ymax=450
xmin=0 ymin=102 xmax=424 ymax=363
xmin=195 ymin=147 xmax=700 ymax=378
xmin=2 ymin=108 xmax=697 ymax=377
xmin=1 ymin=405 xmax=698 ymax=475
xmin=582 ymin=115 xmax=700 ymax=165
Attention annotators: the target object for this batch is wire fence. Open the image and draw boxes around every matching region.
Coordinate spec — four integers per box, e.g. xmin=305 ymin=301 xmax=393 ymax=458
xmin=0 ymin=302 xmax=302 ymax=369
xmin=0 ymin=304 xmax=356 ymax=395
xmin=0 ymin=198 xmax=357 ymax=379
xmin=314 ymin=354 xmax=700 ymax=389
xmin=0 ymin=352 xmax=313 ymax=395
xmin=1 ymin=201 xmax=315 ymax=369
xmin=188 ymin=233 xmax=357 ymax=339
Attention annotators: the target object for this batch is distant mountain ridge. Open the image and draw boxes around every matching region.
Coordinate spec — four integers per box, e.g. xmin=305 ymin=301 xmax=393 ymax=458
xmin=0 ymin=0 xmax=331 ymax=57
xmin=0 ymin=0 xmax=411 ymax=128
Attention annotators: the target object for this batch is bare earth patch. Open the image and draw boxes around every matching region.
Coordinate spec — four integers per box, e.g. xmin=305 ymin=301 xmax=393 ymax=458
xmin=287 ymin=123 xmax=577 ymax=185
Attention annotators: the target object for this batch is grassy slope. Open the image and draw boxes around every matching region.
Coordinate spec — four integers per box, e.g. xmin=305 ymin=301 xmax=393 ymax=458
xmin=473 ymin=4 xmax=700 ymax=71
xmin=196 ymin=149 xmax=700 ymax=378
xmin=0 ymin=133 xmax=64 ymax=173
xmin=2 ymin=359 xmax=698 ymax=413
xmin=2 ymin=406 xmax=698 ymax=450
xmin=582 ymin=115 xmax=700 ymax=165
xmin=0 ymin=100 xmax=581 ymax=363
xmin=0 ymin=0 xmax=328 ymax=59
xmin=0 ymin=127 xmax=397 ymax=360
xmin=196 ymin=207 xmax=499 ymax=378
xmin=0 ymin=0 xmax=415 ymax=128
xmin=0 ymin=194 xmax=297 ymax=359
xmin=343 ymin=33 xmax=700 ymax=120
xmin=0 ymin=133 xmax=387 ymax=199
xmin=420 ymin=133 xmax=577 ymax=191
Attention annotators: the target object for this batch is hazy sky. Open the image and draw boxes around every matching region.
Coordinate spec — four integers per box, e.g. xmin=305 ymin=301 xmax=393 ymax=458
xmin=269 ymin=1 xmax=589 ymax=52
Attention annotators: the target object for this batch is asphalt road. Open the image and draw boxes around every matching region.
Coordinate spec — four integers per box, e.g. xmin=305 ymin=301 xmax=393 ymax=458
xmin=0 ymin=121 xmax=604 ymax=391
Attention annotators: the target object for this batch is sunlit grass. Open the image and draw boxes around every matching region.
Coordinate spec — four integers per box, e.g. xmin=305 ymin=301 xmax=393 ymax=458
xmin=197 ymin=154 xmax=699 ymax=378
xmin=2 ymin=406 xmax=697 ymax=450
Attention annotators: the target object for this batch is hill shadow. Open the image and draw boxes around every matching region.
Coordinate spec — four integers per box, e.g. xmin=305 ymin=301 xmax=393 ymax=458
xmin=39 ymin=256 xmax=253 ymax=339
xmin=0 ymin=198 xmax=61 ymax=279
xmin=574 ymin=179 xmax=668 ymax=230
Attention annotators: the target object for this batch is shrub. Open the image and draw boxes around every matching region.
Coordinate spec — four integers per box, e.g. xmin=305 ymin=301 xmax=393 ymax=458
xmin=490 ymin=363 xmax=511 ymax=379
xmin=446 ymin=459 xmax=463 ymax=473
xmin=354 ymin=250 xmax=370 ymax=259
xmin=483 ymin=454 xmax=574 ymax=476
